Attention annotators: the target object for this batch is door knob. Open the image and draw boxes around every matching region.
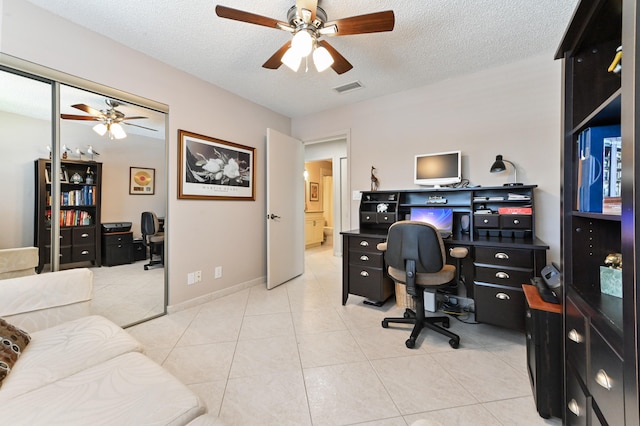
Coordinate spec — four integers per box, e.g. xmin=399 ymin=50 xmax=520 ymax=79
xmin=268 ymin=214 xmax=281 ymax=220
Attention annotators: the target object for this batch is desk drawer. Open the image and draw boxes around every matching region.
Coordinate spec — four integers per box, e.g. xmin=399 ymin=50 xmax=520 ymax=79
xmin=348 ymin=236 xmax=385 ymax=252
xmin=475 ymin=265 xmax=533 ymax=288
xmin=566 ymin=364 xmax=589 ymax=425
xmin=589 ymin=325 xmax=624 ymax=426
xmin=360 ymin=212 xmax=377 ymax=224
xmin=103 ymin=232 xmax=133 ymax=246
xmin=475 ymin=247 xmax=533 ymax=268
xmin=71 ymin=244 xmax=95 ymax=262
xmin=474 ymin=283 xmax=525 ymax=330
xmin=474 ymin=214 xmax=500 ymax=228
xmin=349 ymin=265 xmax=386 ymax=300
xmin=500 ymin=214 xmax=532 ymax=229
xmin=377 ymin=212 xmax=396 ymax=223
xmin=350 ymin=250 xmax=384 ymax=268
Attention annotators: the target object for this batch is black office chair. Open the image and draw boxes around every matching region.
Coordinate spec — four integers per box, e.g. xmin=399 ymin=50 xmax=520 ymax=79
xmin=141 ymin=211 xmax=164 ymax=270
xmin=378 ymin=221 xmax=461 ymax=349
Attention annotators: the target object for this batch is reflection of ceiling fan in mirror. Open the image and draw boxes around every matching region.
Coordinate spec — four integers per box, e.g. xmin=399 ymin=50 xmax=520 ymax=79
xmin=61 ymin=99 xmax=157 ymax=140
xmin=215 ymin=0 xmax=394 ymax=74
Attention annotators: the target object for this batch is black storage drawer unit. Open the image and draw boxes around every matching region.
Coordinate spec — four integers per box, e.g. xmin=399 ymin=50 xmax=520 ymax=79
xmin=475 ymin=265 xmax=533 ymax=289
xmin=475 ymin=247 xmax=533 ymax=268
xmin=474 ymin=283 xmax=526 ymax=330
xmin=102 ymin=232 xmax=134 ymax=266
xmin=133 ymin=238 xmax=146 ymax=261
xmin=342 ymin=234 xmax=394 ymax=304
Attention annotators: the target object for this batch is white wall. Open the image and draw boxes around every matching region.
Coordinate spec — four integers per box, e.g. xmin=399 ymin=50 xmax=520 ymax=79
xmin=1 ymin=0 xmax=291 ymax=306
xmin=292 ymin=55 xmax=562 ymax=264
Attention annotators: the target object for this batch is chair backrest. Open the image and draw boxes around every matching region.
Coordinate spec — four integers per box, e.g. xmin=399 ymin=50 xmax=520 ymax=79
xmin=383 ymin=221 xmax=446 ymax=273
xmin=141 ymin=211 xmax=159 ymax=239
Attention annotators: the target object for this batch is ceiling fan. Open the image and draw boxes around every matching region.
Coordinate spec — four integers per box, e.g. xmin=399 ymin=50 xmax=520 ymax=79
xmin=215 ymin=0 xmax=395 ymax=74
xmin=61 ymin=99 xmax=156 ymax=140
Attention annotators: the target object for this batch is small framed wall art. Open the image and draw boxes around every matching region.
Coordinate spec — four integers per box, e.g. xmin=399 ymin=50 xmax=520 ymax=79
xmin=310 ymin=182 xmax=319 ymax=201
xmin=130 ymin=167 xmax=155 ymax=195
xmin=178 ymin=129 xmax=256 ymax=201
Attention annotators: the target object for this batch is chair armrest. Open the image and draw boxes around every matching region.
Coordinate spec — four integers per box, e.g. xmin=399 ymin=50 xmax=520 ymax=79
xmin=377 ymin=242 xmax=387 ymax=251
xmin=0 ymin=268 xmax=93 ymax=317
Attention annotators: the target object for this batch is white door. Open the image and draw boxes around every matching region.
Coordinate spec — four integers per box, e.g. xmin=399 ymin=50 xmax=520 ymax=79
xmin=266 ymin=128 xmax=304 ymax=289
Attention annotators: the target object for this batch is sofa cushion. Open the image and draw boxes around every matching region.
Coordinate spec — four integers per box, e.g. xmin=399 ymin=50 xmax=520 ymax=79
xmin=0 ymin=317 xmax=30 ymax=387
xmin=0 ymin=315 xmax=142 ymax=403
xmin=2 ymin=352 xmax=206 ymax=425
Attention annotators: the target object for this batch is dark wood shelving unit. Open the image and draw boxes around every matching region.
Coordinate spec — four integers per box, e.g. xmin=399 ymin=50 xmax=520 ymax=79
xmin=556 ymin=0 xmax=638 ymax=424
xmin=34 ymin=158 xmax=102 ymax=272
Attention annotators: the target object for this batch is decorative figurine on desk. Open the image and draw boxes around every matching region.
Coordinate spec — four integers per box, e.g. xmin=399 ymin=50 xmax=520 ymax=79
xmin=371 ymin=166 xmax=379 ymax=191
xmin=605 ymin=252 xmax=622 ymax=269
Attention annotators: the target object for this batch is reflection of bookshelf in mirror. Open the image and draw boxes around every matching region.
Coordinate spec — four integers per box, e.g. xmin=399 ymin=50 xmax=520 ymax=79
xmin=34 ymin=159 xmax=102 ymax=273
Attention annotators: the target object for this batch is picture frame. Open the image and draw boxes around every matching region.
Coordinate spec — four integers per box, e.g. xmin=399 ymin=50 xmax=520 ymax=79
xmin=45 ymin=167 xmax=68 ymax=184
xmin=310 ymin=182 xmax=319 ymax=201
xmin=129 ymin=167 xmax=155 ymax=195
xmin=178 ymin=129 xmax=256 ymax=201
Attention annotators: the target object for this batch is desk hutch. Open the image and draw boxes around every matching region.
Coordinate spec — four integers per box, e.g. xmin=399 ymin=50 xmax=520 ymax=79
xmin=341 ymin=185 xmax=548 ymax=331
xmin=556 ymin=0 xmax=639 ymax=424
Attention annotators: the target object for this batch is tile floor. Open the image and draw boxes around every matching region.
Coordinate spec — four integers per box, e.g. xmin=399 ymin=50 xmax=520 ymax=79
xmin=127 ymin=244 xmax=562 ymax=426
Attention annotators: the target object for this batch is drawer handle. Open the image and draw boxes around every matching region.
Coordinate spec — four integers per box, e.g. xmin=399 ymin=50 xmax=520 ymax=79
xmin=117 ymin=244 xmax=123 ymax=248
xmin=483 ymin=219 xmax=489 ymax=224
xmin=513 ymin=219 xmax=520 ymax=225
xmin=495 ymin=252 xmax=509 ymax=260
xmin=81 ymin=233 xmax=89 ymax=238
xmin=595 ymin=369 xmax=613 ymax=391
xmin=81 ymin=250 xmax=90 ymax=255
xmin=568 ymin=329 xmax=583 ymax=343
xmin=567 ymin=399 xmax=581 ymax=417
xmin=359 ymin=241 xmax=369 ymax=247
xmin=365 ymin=216 xmax=371 ymax=220
xmin=495 ymin=271 xmax=510 ymax=279
xmin=495 ymin=292 xmax=510 ymax=300
xmin=360 ymin=270 xmax=369 ymax=277
xmin=360 ymin=255 xmax=369 ymax=261
xmin=383 ymin=216 xmax=388 ymax=220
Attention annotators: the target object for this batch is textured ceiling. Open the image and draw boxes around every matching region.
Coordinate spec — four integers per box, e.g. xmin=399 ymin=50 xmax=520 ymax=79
xmin=24 ymin=0 xmax=579 ymax=118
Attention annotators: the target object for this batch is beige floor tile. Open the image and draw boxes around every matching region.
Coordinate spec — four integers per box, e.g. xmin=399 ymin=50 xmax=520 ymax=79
xmin=177 ymin=309 xmax=243 ymax=346
xmin=404 ymin=404 xmax=500 ymax=426
xmin=371 ymin=354 xmax=478 ymax=415
xmin=238 ymin=312 xmax=295 ymax=340
xmin=304 ymin=361 xmax=400 ymax=425
xmin=483 ymin=395 xmax=562 ymax=425
xmin=297 ymin=329 xmax=367 ymax=368
xmin=292 ymin=308 xmax=348 ymax=335
xmin=245 ymin=284 xmax=291 ymax=316
xmin=220 ymin=370 xmax=312 ymax=425
xmin=229 ymin=335 xmax=301 ymax=378
xmin=187 ymin=380 xmax=227 ymax=416
xmin=162 ymin=341 xmax=236 ymax=385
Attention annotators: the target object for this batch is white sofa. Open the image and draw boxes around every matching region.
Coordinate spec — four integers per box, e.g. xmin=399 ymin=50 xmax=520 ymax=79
xmin=0 ymin=268 xmax=207 ymax=425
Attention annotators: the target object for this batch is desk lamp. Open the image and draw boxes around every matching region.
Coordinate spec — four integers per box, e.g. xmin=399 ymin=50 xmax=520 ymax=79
xmin=490 ymin=155 xmax=523 ymax=186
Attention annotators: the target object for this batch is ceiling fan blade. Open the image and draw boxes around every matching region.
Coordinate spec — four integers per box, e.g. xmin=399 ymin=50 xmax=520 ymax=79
xmin=325 ymin=10 xmax=395 ymax=36
xmin=263 ymin=42 xmax=292 ymax=69
xmin=60 ymin=114 xmax=101 ymax=121
xmin=123 ymin=122 xmax=158 ymax=131
xmin=215 ymin=5 xmax=291 ymax=30
xmin=296 ymin=0 xmax=317 ymax=22
xmin=121 ymin=116 xmax=149 ymax=121
xmin=71 ymin=103 xmax=104 ymax=117
xmin=318 ymin=40 xmax=353 ymax=75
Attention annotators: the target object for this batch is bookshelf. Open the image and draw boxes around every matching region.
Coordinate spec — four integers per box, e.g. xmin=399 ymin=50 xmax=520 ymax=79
xmin=556 ymin=0 xmax=638 ymax=424
xmin=34 ymin=159 xmax=102 ymax=272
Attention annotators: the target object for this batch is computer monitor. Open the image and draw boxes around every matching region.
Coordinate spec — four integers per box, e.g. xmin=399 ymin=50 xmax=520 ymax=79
xmin=410 ymin=207 xmax=454 ymax=237
xmin=414 ymin=150 xmax=462 ymax=187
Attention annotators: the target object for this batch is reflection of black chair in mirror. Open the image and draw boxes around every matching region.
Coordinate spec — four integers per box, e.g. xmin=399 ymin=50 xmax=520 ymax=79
xmin=378 ymin=221 xmax=461 ymax=349
xmin=141 ymin=211 xmax=164 ymax=270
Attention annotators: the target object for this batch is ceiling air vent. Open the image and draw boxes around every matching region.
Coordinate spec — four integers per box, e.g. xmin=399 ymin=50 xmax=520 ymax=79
xmin=333 ymin=81 xmax=364 ymax=94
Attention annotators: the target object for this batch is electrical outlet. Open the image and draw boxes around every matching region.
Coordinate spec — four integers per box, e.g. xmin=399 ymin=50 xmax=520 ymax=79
xmin=352 ymin=190 xmax=362 ymax=200
xmin=215 ymin=266 xmax=222 ymax=279
xmin=195 ymin=270 xmax=202 ymax=283
xmin=187 ymin=272 xmax=195 ymax=285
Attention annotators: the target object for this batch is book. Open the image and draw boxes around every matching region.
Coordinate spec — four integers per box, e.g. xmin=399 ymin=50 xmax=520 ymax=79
xmin=498 ymin=207 xmax=532 ymax=215
xmin=578 ymin=125 xmax=621 ymax=212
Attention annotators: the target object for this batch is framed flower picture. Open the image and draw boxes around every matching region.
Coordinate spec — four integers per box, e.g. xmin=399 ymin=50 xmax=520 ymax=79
xmin=178 ymin=129 xmax=256 ymax=200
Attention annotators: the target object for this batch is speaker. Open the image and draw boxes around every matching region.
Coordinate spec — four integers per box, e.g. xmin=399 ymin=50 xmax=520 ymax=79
xmin=460 ymin=214 xmax=470 ymax=233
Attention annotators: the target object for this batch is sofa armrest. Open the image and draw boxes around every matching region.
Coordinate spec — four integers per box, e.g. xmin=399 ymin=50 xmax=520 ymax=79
xmin=0 ymin=247 xmax=38 ymax=280
xmin=0 ymin=268 xmax=93 ymax=331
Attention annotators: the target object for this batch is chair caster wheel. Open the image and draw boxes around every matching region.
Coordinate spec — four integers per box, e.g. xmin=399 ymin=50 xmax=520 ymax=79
xmin=405 ymin=338 xmax=416 ymax=349
xmin=144 ymin=266 xmax=149 ymax=270
xmin=381 ymin=320 xmax=388 ymax=328
xmin=449 ymin=338 xmax=460 ymax=349
xmin=403 ymin=311 xmax=411 ymax=319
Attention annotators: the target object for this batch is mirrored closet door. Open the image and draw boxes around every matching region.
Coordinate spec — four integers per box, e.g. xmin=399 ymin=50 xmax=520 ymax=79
xmin=0 ymin=63 xmax=168 ymax=327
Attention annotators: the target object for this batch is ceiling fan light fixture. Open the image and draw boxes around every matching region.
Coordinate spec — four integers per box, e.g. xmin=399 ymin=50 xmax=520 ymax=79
xmin=313 ymin=46 xmax=334 ymax=72
xmin=282 ymin=48 xmax=302 ymax=71
xmin=110 ymin=123 xmax=127 ymax=140
xmin=93 ymin=122 xmax=108 ymax=136
xmin=291 ymin=30 xmax=313 ymax=57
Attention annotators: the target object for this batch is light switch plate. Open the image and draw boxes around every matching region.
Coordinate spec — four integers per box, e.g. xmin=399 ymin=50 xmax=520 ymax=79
xmin=352 ymin=191 xmax=362 ymax=200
